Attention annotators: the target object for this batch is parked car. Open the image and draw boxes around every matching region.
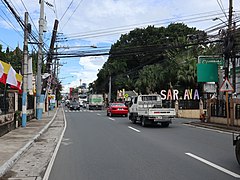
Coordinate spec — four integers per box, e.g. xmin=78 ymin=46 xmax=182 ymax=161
xmin=69 ymin=101 xmax=80 ymax=110
xmin=107 ymin=103 xmax=128 ymax=117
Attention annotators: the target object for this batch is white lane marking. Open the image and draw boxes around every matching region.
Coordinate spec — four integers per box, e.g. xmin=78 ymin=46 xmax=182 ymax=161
xmin=97 ymin=113 xmax=101 ymax=116
xmin=183 ymin=124 xmax=232 ymax=135
xmin=109 ymin=117 xmax=115 ymax=121
xmin=43 ymin=107 xmax=67 ymax=180
xmin=128 ymin=126 xmax=141 ymax=133
xmin=185 ymin=153 xmax=240 ymax=178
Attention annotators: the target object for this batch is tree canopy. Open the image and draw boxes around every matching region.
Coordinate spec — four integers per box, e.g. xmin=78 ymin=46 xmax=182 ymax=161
xmin=94 ymin=23 xmax=216 ymax=99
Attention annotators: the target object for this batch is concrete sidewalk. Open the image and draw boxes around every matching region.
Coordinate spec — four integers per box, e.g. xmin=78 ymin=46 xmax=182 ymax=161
xmin=0 ymin=107 xmax=59 ymax=177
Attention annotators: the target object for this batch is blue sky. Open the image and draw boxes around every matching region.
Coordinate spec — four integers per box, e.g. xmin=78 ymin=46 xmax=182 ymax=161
xmin=0 ymin=0 xmax=237 ymax=93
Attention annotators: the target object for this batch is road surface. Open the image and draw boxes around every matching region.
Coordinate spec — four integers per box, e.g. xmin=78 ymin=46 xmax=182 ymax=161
xmin=49 ymin=108 xmax=240 ymax=180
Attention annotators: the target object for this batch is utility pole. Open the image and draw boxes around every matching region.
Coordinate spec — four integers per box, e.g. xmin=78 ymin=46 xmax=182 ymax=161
xmin=46 ymin=19 xmax=59 ymax=73
xmin=36 ymin=0 xmax=45 ymax=120
xmin=108 ymin=75 xmax=111 ymax=103
xmin=53 ymin=45 xmax=57 ymax=78
xmin=224 ymin=0 xmax=234 ymax=126
xmin=22 ymin=12 xmax=29 ymax=127
xmin=224 ymin=0 xmax=233 ymax=80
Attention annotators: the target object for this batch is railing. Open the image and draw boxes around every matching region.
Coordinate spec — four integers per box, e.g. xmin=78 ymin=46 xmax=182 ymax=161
xmin=18 ymin=95 xmax=35 ymax=111
xmin=179 ymin=100 xmax=200 ymax=110
xmin=0 ymin=92 xmax=15 ymax=114
xmin=211 ymin=100 xmax=227 ymax=117
xmin=236 ymin=104 xmax=240 ymax=119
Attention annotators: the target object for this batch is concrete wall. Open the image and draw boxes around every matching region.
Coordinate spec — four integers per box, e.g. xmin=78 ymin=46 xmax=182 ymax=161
xmin=177 ymin=109 xmax=201 ymax=119
xmin=209 ymin=117 xmax=227 ymax=125
xmin=0 ymin=113 xmax=15 ymax=137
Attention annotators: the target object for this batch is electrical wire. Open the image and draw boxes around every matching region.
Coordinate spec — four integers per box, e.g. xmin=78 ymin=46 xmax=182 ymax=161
xmin=0 ymin=6 xmax=23 ymax=37
xmin=59 ymin=0 xmax=74 ymax=22
xmin=216 ymin=0 xmax=228 ymax=21
xmin=62 ymin=10 xmax=229 ymax=40
xmin=0 ymin=39 xmax=14 ymax=50
xmin=55 ymin=39 xmax=222 ymax=59
xmin=19 ymin=0 xmax=38 ymax=33
xmin=60 ymin=0 xmax=84 ymax=31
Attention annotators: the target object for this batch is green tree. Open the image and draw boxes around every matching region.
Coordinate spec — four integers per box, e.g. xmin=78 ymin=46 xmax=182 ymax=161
xmin=94 ymin=23 xmax=218 ymax=95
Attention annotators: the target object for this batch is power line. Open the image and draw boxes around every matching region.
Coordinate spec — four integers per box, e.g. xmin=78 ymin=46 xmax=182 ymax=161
xmin=0 ymin=6 xmax=23 ymax=36
xmin=1 ymin=0 xmax=50 ymax=54
xmin=61 ymin=0 xmax=84 ymax=31
xmin=55 ymin=39 xmax=222 ymax=59
xmin=19 ymin=0 xmax=38 ymax=33
xmin=216 ymin=0 xmax=228 ymax=21
xmin=0 ymin=39 xmax=14 ymax=50
xmin=59 ymin=0 xmax=74 ymax=23
xmin=62 ymin=10 xmax=229 ymax=39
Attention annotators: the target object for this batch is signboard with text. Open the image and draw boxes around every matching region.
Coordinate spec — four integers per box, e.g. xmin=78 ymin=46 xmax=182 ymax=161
xmin=198 ymin=56 xmax=224 ymax=66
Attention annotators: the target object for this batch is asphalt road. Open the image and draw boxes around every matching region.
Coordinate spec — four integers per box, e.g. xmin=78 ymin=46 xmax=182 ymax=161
xmin=49 ymin=108 xmax=240 ymax=180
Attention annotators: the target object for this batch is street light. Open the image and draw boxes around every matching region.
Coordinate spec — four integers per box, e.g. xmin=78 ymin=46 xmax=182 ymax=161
xmin=212 ymin=17 xmax=228 ymax=27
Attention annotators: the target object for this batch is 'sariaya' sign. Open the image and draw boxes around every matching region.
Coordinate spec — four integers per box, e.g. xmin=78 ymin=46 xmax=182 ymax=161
xmin=160 ymin=89 xmax=200 ymax=100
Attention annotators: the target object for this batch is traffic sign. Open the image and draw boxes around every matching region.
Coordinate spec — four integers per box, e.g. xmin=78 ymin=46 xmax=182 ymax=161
xmin=220 ymin=78 xmax=234 ymax=92
xmin=198 ymin=56 xmax=224 ymax=66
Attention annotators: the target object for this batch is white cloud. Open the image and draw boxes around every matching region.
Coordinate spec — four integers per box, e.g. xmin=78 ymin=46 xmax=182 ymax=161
xmin=61 ymin=55 xmax=107 ymax=93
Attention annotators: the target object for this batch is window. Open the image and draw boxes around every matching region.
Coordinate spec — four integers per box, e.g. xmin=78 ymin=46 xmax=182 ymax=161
xmin=141 ymin=96 xmax=157 ymax=101
xmin=134 ymin=97 xmax=137 ymax=104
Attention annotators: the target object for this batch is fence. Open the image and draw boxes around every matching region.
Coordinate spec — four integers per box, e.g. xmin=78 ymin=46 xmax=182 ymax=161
xmin=0 ymin=92 xmax=15 ymax=114
xmin=236 ymin=104 xmax=240 ymax=119
xmin=18 ymin=95 xmax=35 ymax=111
xmin=210 ymin=100 xmax=228 ymax=117
xmin=163 ymin=100 xmax=202 ymax=109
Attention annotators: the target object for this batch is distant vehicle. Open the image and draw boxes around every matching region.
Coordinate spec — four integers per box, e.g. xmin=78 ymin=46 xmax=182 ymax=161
xmin=128 ymin=94 xmax=175 ymax=127
xmin=88 ymin=94 xmax=104 ymax=110
xmin=107 ymin=103 xmax=128 ymax=117
xmin=82 ymin=100 xmax=88 ymax=108
xmin=69 ymin=101 xmax=80 ymax=110
xmin=79 ymin=94 xmax=88 ymax=107
xmin=65 ymin=99 xmax=70 ymax=107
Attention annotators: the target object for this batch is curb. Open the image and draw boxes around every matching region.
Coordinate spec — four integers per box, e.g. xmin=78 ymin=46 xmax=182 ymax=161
xmin=43 ymin=106 xmax=66 ymax=180
xmin=186 ymin=121 xmax=240 ymax=134
xmin=0 ymin=108 xmax=59 ymax=177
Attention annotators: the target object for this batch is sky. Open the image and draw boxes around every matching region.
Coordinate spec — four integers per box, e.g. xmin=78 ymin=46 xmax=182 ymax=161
xmin=0 ymin=0 xmax=238 ymax=93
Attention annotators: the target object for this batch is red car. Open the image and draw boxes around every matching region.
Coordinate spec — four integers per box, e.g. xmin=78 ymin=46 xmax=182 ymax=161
xmin=107 ymin=103 xmax=128 ymax=117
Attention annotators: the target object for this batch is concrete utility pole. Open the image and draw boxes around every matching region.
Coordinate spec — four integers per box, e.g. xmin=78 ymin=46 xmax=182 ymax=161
xmin=44 ymin=20 xmax=58 ymax=110
xmin=108 ymin=75 xmax=111 ymax=103
xmin=22 ymin=12 xmax=29 ymax=127
xmin=224 ymin=0 xmax=234 ymax=126
xmin=224 ymin=0 xmax=233 ymax=80
xmin=36 ymin=0 xmax=45 ymax=120
xmin=46 ymin=19 xmax=59 ymax=73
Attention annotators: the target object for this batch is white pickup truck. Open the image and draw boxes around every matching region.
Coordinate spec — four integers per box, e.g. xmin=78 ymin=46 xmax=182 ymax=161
xmin=128 ymin=94 xmax=175 ymax=127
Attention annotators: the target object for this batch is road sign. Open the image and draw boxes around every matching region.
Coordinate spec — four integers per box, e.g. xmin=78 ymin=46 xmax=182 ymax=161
xmin=220 ymin=78 xmax=234 ymax=92
xmin=198 ymin=56 xmax=224 ymax=66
